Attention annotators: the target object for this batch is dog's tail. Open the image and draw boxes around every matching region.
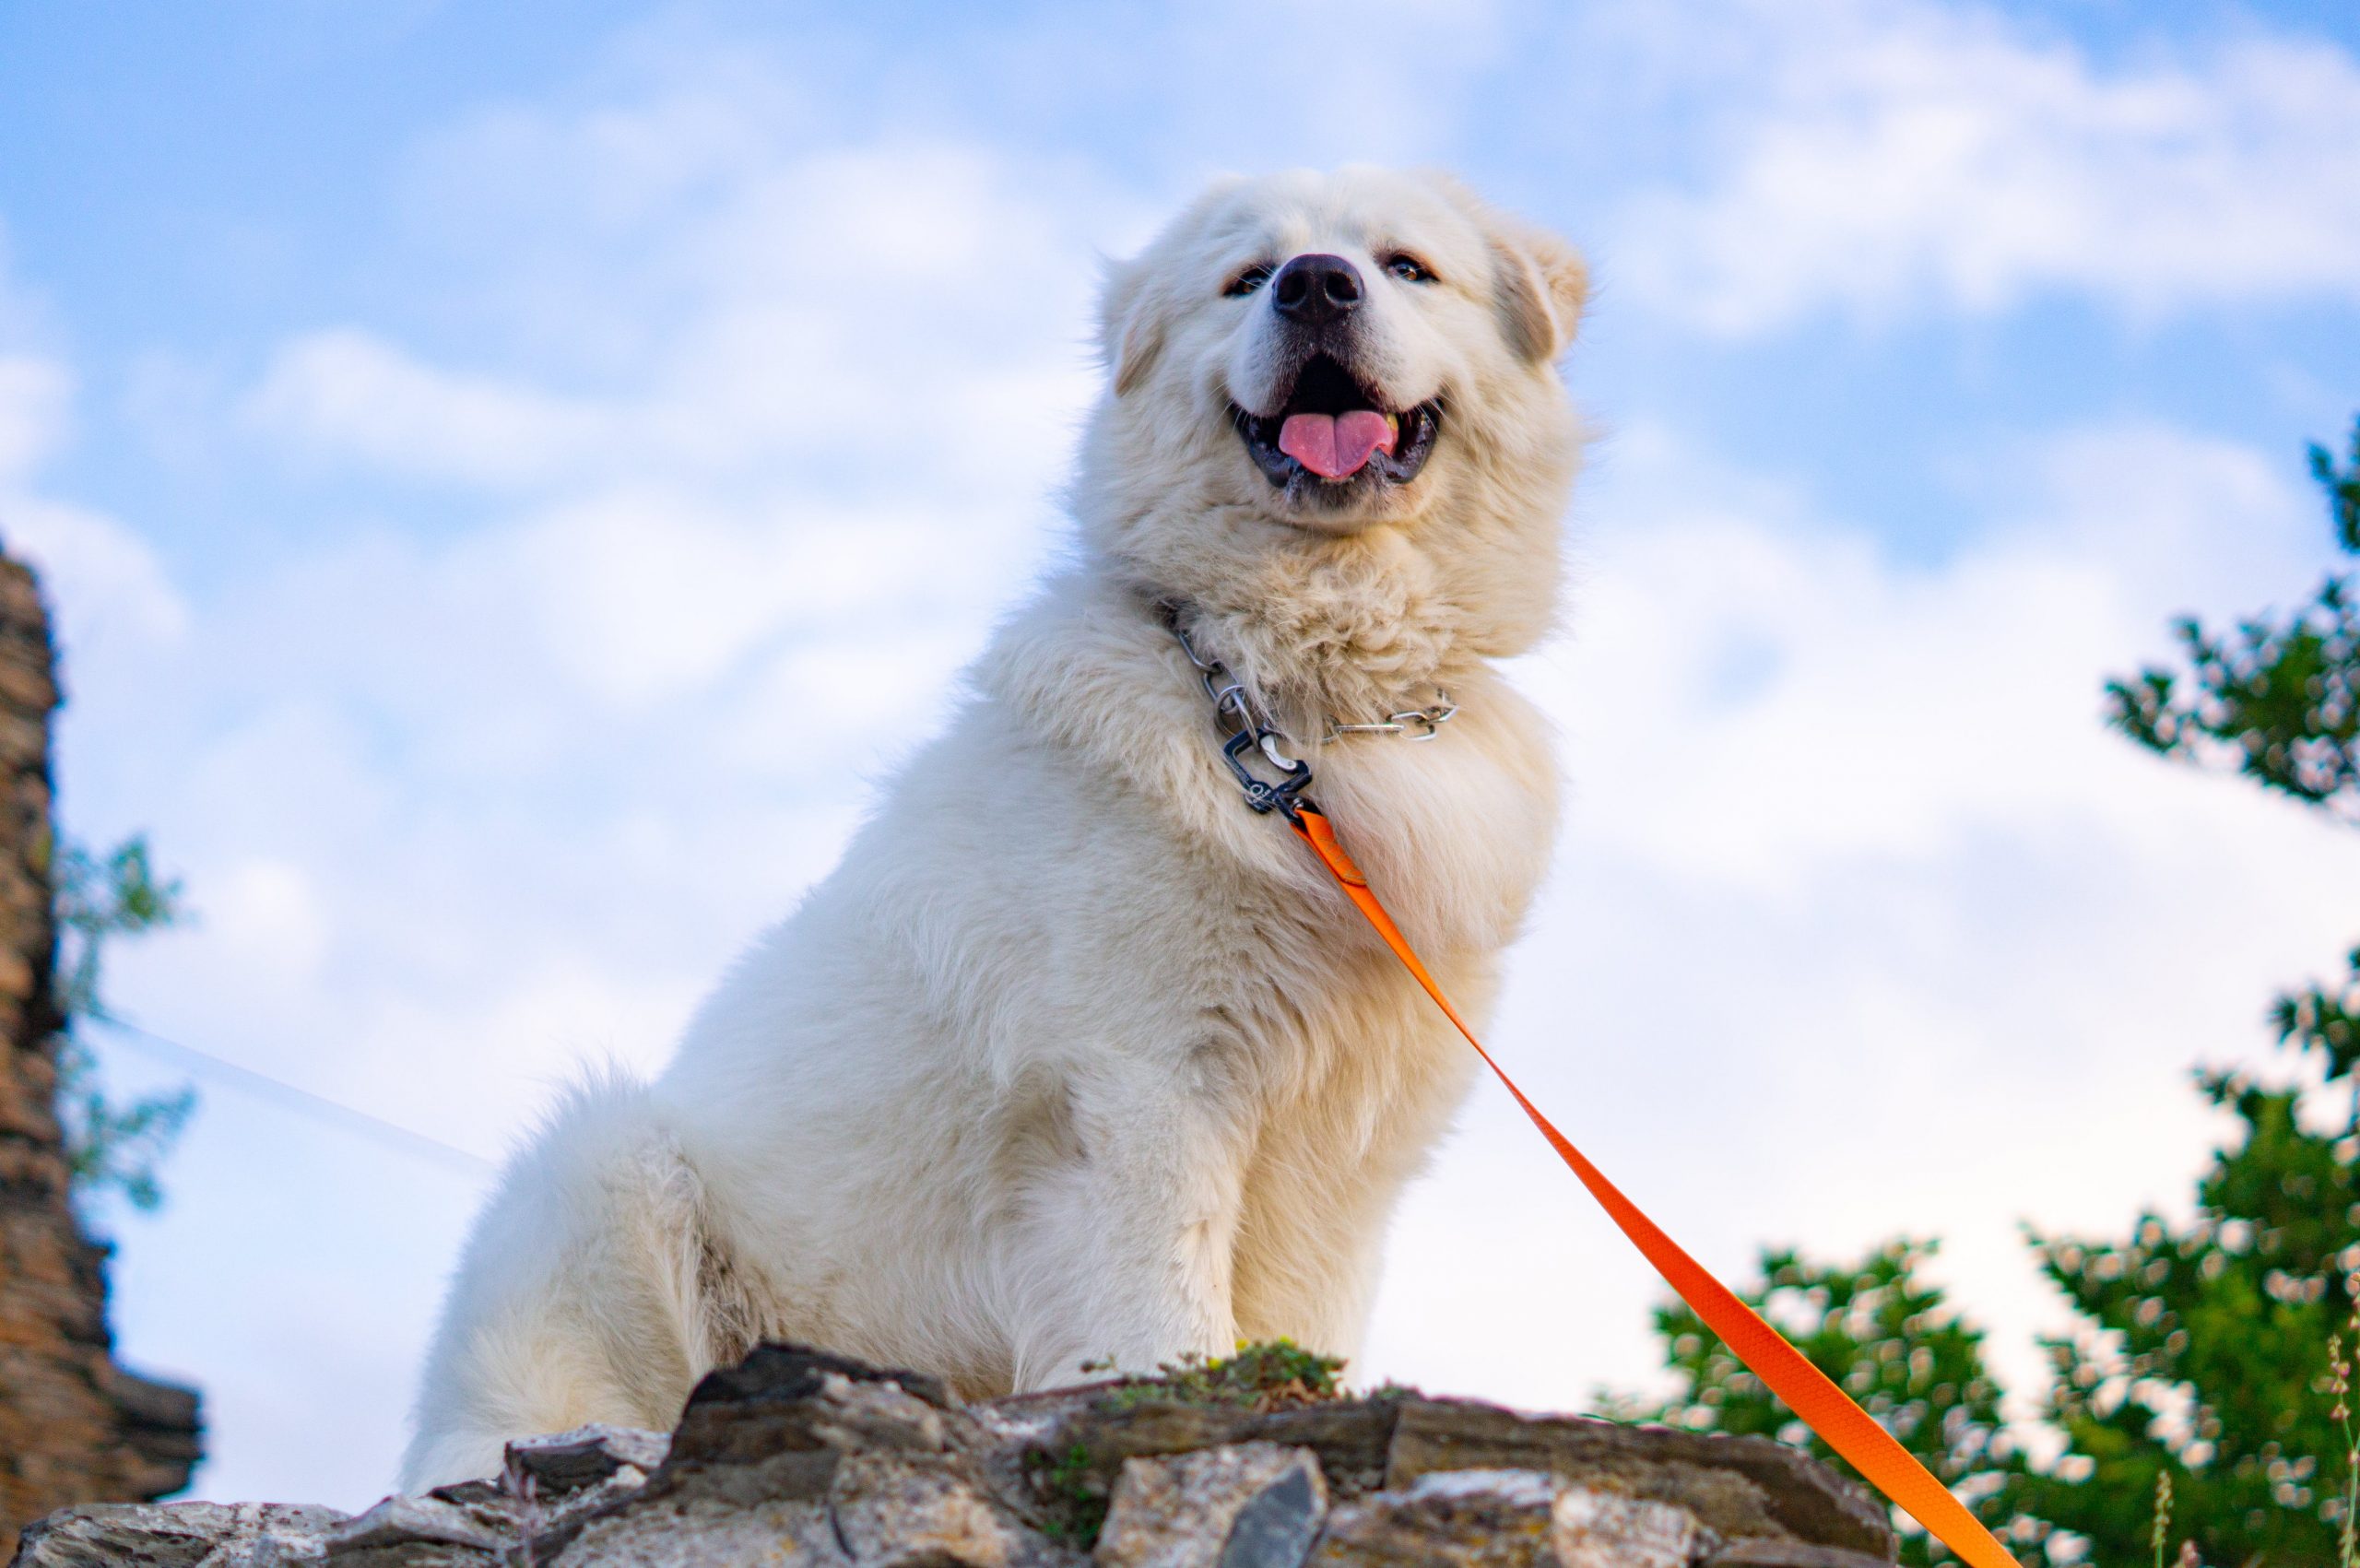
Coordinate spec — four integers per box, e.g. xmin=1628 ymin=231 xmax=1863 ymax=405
xmin=399 ymin=1069 xmax=730 ymax=1491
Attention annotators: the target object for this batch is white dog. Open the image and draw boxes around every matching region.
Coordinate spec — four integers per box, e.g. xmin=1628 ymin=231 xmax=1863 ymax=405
xmin=402 ymin=167 xmax=1587 ymax=1490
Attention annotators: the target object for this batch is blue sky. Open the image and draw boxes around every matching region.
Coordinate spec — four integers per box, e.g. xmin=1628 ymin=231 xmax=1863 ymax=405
xmin=3 ymin=0 xmax=2357 ymax=1511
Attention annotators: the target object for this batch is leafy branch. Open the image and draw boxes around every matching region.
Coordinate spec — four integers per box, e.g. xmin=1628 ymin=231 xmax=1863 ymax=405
xmin=2106 ymin=416 xmax=2360 ymax=824
xmin=53 ymin=834 xmax=196 ymax=1210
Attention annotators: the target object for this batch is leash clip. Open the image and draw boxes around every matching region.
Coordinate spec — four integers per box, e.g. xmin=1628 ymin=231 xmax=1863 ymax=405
xmin=1170 ymin=616 xmax=1314 ymax=816
xmin=1221 ymin=726 xmax=1313 ymax=817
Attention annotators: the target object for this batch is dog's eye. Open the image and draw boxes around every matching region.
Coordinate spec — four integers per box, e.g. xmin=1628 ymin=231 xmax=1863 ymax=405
xmin=1223 ymin=263 xmax=1274 ymax=298
xmin=1385 ymin=253 xmax=1436 ymax=285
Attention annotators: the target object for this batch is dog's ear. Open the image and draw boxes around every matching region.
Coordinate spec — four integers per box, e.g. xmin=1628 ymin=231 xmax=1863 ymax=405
xmin=1488 ymin=221 xmax=1589 ymax=364
xmin=1098 ymin=256 xmax=1166 ymax=398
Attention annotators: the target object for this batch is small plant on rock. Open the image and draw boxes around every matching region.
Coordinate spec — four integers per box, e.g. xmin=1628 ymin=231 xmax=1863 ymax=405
xmin=1104 ymin=1339 xmax=1347 ymax=1412
xmin=1023 ymin=1438 xmax=1110 ymax=1548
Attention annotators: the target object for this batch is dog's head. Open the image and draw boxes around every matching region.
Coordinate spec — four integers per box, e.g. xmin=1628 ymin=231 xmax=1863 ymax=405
xmin=1089 ymin=168 xmax=1587 ymax=543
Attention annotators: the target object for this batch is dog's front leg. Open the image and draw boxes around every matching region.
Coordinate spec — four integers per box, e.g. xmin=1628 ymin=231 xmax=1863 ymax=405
xmin=998 ymin=1054 xmax=1249 ymax=1391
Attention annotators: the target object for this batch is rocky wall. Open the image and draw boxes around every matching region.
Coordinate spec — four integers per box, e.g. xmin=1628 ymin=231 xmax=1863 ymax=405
xmin=0 ymin=554 xmax=202 ymax=1557
xmin=15 ymin=1342 xmax=1896 ymax=1567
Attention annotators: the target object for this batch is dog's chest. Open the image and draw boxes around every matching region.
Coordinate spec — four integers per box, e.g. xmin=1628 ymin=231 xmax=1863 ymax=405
xmin=1286 ymin=691 xmax=1556 ymax=959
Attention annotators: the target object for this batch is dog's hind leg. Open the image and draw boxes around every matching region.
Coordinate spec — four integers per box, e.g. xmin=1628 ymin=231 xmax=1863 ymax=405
xmin=399 ymin=1073 xmax=736 ymax=1491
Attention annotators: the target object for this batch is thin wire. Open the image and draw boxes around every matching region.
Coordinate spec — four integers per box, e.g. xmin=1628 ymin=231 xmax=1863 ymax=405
xmin=94 ymin=1018 xmax=497 ymax=1178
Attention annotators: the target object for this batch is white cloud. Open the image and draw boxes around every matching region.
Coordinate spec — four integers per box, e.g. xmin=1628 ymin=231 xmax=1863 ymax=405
xmin=470 ymin=489 xmax=1044 ymax=712
xmin=204 ymin=859 xmax=331 ymax=994
xmin=0 ymin=353 xmax=70 ymax=483
xmin=250 ymin=126 xmax=1122 ymax=505
xmin=1613 ymin=0 xmax=2360 ymax=332
xmin=1545 ymin=420 xmax=2319 ymax=886
xmin=1 ymin=494 xmax=191 ymax=652
xmin=246 ymin=331 xmax=610 ymax=489
xmin=0 ymin=347 xmax=188 ymax=674
xmin=0 ymin=249 xmax=192 ymax=661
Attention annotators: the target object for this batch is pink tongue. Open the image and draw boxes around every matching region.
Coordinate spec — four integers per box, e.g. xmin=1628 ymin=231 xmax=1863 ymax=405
xmin=1279 ymin=410 xmax=1396 ymax=478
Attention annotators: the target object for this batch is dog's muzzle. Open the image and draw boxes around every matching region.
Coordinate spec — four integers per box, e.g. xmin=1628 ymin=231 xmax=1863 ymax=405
xmin=1231 ymin=352 xmax=1442 ymax=492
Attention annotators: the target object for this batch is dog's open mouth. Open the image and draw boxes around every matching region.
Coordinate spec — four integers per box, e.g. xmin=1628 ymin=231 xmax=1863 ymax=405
xmin=1233 ymin=355 xmax=1441 ymax=490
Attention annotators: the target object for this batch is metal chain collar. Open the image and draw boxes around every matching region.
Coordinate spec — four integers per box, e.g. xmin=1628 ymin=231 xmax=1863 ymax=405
xmin=1328 ymin=693 xmax=1459 ymax=742
xmin=1163 ymin=607 xmax=1459 ymax=814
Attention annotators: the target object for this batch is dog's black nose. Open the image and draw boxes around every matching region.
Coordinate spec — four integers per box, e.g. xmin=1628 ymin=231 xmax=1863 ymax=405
xmin=1270 ymin=253 xmax=1363 ymax=325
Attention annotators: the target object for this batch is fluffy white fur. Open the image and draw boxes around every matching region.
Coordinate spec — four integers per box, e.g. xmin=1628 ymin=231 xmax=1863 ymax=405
xmin=401 ymin=166 xmax=1587 ymax=1490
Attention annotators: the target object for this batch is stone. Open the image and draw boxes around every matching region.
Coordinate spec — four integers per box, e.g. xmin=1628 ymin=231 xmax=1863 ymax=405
xmin=11 ymin=1502 xmax=344 ymax=1567
xmin=659 ymin=1346 xmax=966 ymax=1503
xmin=507 ymin=1466 xmax=667 ymax=1564
xmin=1383 ymin=1400 xmax=1893 ymax=1561
xmin=1021 ymin=1393 xmax=1398 ymax=1505
xmin=1552 ymin=1488 xmax=1702 ymax=1568
xmin=12 ymin=1343 xmax=1908 ymax=1568
xmin=1309 ymin=1469 xmax=1563 ymax=1566
xmin=504 ymin=1426 xmax=671 ymax=1497
xmin=1092 ymin=1444 xmax=1327 ymax=1568
xmin=576 ymin=1343 xmax=1052 ymax=1565
xmin=681 ymin=1343 xmax=951 ymax=1431
xmin=1307 ymin=1471 xmax=1719 ymax=1568
xmin=320 ymin=1495 xmax=507 ymax=1564
xmin=1704 ymin=1542 xmax=1898 ymax=1568
xmin=547 ymin=1495 xmax=846 ymax=1567
xmin=831 ymin=1454 xmax=1056 ymax=1567
xmin=1217 ymin=1462 xmax=1326 ymax=1568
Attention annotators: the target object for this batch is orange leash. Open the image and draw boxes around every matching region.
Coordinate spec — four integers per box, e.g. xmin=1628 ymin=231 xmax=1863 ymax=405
xmin=1286 ymin=801 xmax=2022 ymax=1568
